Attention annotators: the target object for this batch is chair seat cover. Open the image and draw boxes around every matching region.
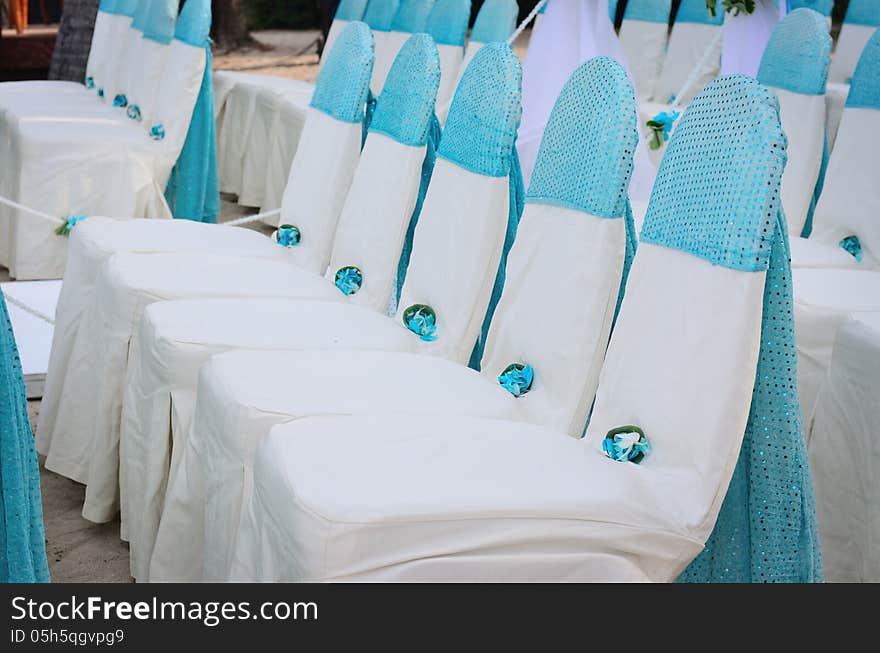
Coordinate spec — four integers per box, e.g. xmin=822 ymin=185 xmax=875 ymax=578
xmin=120 ymin=298 xmax=418 ymax=580
xmin=790 ymin=236 xmax=863 ymax=269
xmin=230 ymin=414 xmax=705 ymax=582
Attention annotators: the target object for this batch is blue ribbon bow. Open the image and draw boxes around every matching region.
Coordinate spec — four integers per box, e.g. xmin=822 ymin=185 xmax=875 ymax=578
xmin=498 ymin=363 xmax=535 ymax=397
xmin=54 ymin=215 xmax=86 ymax=237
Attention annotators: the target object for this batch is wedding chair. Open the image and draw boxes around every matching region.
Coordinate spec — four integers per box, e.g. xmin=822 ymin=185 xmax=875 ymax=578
xmin=0 ymin=0 xmax=211 ymax=280
xmin=829 ymin=0 xmax=879 ymax=84
xmin=791 ymin=29 xmax=880 ymax=270
xmin=618 ymin=0 xmax=671 ymax=99
xmin=146 ymin=43 xmax=524 ymax=582
xmin=809 ymin=312 xmax=880 ymax=582
xmin=232 ymin=74 xmax=820 ymax=583
xmin=652 ymin=0 xmax=723 ymax=106
xmin=755 ymin=8 xmax=830 ymax=238
xmin=36 ymin=21 xmax=375 ymax=486
xmin=116 ymin=34 xmax=442 ymax=579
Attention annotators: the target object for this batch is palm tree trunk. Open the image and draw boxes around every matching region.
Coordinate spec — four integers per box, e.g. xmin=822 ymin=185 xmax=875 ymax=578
xmin=48 ymin=0 xmax=99 ymax=82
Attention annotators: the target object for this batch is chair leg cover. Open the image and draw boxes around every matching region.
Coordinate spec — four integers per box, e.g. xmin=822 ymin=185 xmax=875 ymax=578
xmin=679 ymin=212 xmax=824 ymax=582
xmin=0 ymin=293 xmax=50 ymax=583
xmin=164 ymin=48 xmax=220 ymax=223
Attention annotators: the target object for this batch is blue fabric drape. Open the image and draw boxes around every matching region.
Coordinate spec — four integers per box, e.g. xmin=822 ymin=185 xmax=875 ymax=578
xmin=164 ymin=48 xmax=220 ymax=223
xmin=0 ymin=292 xmax=50 ymax=583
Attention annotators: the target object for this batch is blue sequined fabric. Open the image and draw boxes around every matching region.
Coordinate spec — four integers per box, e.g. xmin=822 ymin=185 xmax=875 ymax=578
xmin=363 ymin=0 xmax=400 ymax=31
xmin=527 ymin=57 xmax=638 ymax=220
xmin=425 ymin=0 xmax=471 ymax=46
xmin=680 ymin=211 xmax=823 ymax=582
xmin=0 ymin=292 xmax=50 ymax=583
xmin=846 ymin=29 xmax=880 ymax=109
xmin=390 ymin=0 xmax=434 ymax=33
xmin=757 ymin=8 xmax=831 ymax=96
xmin=369 ymin=34 xmax=440 ymax=147
xmin=438 ymin=42 xmax=522 ymax=177
xmin=844 ymin=0 xmax=880 ymax=26
xmin=335 ymin=0 xmax=368 ymax=22
xmin=623 ymin=0 xmax=671 ymax=23
xmin=310 ymin=22 xmax=374 ymax=124
xmin=174 ymin=0 xmax=211 ymax=47
xmin=470 ymin=0 xmax=519 ymax=43
xmin=789 ymin=0 xmax=834 ymax=16
xmin=641 ymin=76 xmax=786 ymax=273
xmin=675 ymin=0 xmax=724 ymax=25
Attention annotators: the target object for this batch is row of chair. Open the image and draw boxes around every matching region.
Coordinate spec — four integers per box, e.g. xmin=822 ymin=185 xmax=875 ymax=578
xmin=36 ymin=19 xmax=820 ymax=582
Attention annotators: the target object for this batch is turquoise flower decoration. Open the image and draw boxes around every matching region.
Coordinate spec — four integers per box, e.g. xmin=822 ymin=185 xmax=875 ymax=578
xmin=54 ymin=215 xmax=86 ymax=237
xmin=839 ymin=235 xmax=863 ymax=262
xmin=602 ymin=426 xmax=650 ymax=464
xmin=334 ymin=266 xmax=363 ymax=296
xmin=149 ymin=123 xmax=165 ymax=141
xmin=646 ymin=111 xmax=680 ymax=150
xmin=85 ymin=76 xmax=95 ymax=90
xmin=127 ymin=104 xmax=142 ymax=122
xmin=113 ymin=94 xmax=128 ymax=108
xmin=402 ymin=304 xmax=437 ymax=342
xmin=97 ymin=87 xmax=105 ymax=98
xmin=498 ymin=363 xmax=535 ymax=398
xmin=273 ymin=224 xmax=302 ymax=248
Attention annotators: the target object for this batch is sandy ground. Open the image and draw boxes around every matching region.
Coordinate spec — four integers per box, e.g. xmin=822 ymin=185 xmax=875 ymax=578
xmin=3 ymin=27 xmax=531 ymax=582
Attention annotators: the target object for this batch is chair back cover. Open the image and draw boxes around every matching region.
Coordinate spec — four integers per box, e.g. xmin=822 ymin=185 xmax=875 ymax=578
xmin=365 ymin=0 xmax=402 ymax=93
xmin=92 ymin=0 xmax=141 ymax=101
xmin=426 ymin=0 xmax=472 ymax=109
xmin=654 ymin=0 xmax=723 ymax=105
xmin=454 ymin=0 xmax=518 ymax=101
xmin=396 ymin=42 xmax=522 ymax=364
xmin=122 ymin=0 xmax=179 ymax=124
xmin=370 ymin=0 xmax=434 ymax=94
xmin=809 ymin=30 xmax=880 ymax=268
xmin=790 ymin=0 xmax=833 ymax=15
xmin=479 ymin=57 xmax=638 ymax=436
xmin=85 ymin=0 xmax=127 ymax=92
xmin=618 ymin=0 xmax=671 ymax=98
xmin=829 ymin=0 xmax=880 ymax=83
xmin=757 ymin=8 xmax=830 ymax=237
xmin=276 ymin=22 xmax=374 ymax=274
xmin=321 ymin=0 xmax=370 ymax=70
xmin=326 ymin=34 xmax=441 ymax=311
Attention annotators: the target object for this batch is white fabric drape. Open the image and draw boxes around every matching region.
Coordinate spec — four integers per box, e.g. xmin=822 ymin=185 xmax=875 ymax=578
xmin=721 ymin=0 xmax=788 ymax=77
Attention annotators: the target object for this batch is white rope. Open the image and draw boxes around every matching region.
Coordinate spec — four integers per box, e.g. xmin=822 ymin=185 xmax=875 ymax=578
xmin=223 ymin=207 xmax=282 ymax=227
xmin=669 ymin=29 xmax=724 ymax=111
xmin=3 ymin=292 xmax=55 ymax=325
xmin=0 ymin=194 xmax=65 ymax=225
xmin=507 ymin=0 xmax=548 ymax=45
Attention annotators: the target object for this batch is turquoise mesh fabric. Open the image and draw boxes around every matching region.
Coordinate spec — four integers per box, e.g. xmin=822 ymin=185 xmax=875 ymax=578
xmin=680 ymin=210 xmax=823 ymax=583
xmin=623 ymin=0 xmax=671 ymax=23
xmin=425 ymin=0 xmax=471 ymax=46
xmin=363 ymin=0 xmax=400 ymax=31
xmin=370 ymin=34 xmax=441 ymax=146
xmin=391 ymin=0 xmax=434 ymax=32
xmin=98 ymin=0 xmax=121 ymax=13
xmin=0 ymin=292 xmax=50 ymax=583
xmin=439 ymin=42 xmax=521 ymax=176
xmin=335 ymin=0 xmax=368 ymax=21
xmin=641 ymin=76 xmax=786 ymax=273
xmin=757 ymin=9 xmax=831 ymax=95
xmin=138 ymin=0 xmax=178 ymax=44
xmin=846 ymin=29 xmax=880 ymax=109
xmin=790 ymin=0 xmax=833 ymax=16
xmin=310 ymin=22 xmax=375 ymax=123
xmin=844 ymin=0 xmax=880 ymax=26
xmin=165 ymin=48 xmax=219 ymax=222
xmin=131 ymin=0 xmax=150 ymax=31
xmin=163 ymin=0 xmax=218 ymax=223
xmin=470 ymin=0 xmax=519 ymax=43
xmin=526 ymin=56 xmax=637 ymax=219
xmin=675 ymin=0 xmax=724 ymax=25
xmin=175 ymin=0 xmax=211 ymax=46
